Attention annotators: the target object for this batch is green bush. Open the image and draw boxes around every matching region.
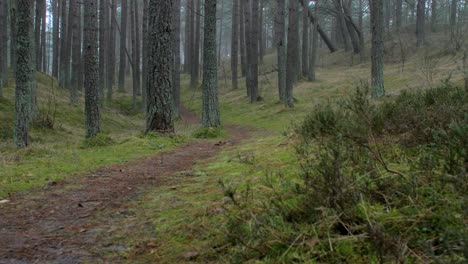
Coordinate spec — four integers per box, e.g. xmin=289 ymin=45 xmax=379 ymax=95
xmin=81 ymin=133 xmax=115 ymax=148
xmin=218 ymin=83 xmax=467 ymax=263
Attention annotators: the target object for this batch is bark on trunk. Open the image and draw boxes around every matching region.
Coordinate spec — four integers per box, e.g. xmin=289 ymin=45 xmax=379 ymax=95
xmin=52 ymin=0 xmax=59 ymax=78
xmin=231 ymin=0 xmax=239 ymax=90
xmin=0 ymin=0 xmax=8 ymax=96
xmin=370 ymin=0 xmax=385 ymax=98
xmin=172 ymin=0 xmax=181 ymax=117
xmin=84 ymin=0 xmax=101 ymax=138
xmin=118 ymin=0 xmax=127 ymax=92
xmin=286 ymin=0 xmax=299 ymax=107
xmin=239 ymin=0 xmax=247 ymax=77
xmin=202 ymin=0 xmax=220 ymax=128
xmin=308 ymin=0 xmax=319 ymax=81
xmin=99 ymin=0 xmax=108 ymax=104
xmin=250 ymin=0 xmax=259 ymax=102
xmin=15 ymin=0 xmax=34 ymax=148
xmin=107 ymin=0 xmax=116 ymax=103
xmin=302 ymin=2 xmax=309 ymax=77
xmin=416 ymin=0 xmax=426 ymax=47
xmin=276 ymin=0 xmax=286 ymax=101
xmin=146 ymin=0 xmax=173 ymax=133
xmin=71 ymin=0 xmax=82 ymax=104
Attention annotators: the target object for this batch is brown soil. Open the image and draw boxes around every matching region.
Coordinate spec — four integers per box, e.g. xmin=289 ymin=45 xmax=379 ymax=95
xmin=0 ymin=107 xmax=251 ymax=263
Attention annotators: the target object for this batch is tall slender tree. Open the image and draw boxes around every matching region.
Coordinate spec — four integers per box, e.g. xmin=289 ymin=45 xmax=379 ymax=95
xmin=130 ymin=0 xmax=137 ymax=109
xmin=172 ymin=0 xmax=181 ymax=117
xmin=141 ymin=0 xmax=148 ymax=110
xmin=15 ymin=0 xmax=34 ymax=148
xmin=416 ymin=0 xmax=426 ymax=47
xmin=202 ymin=0 xmax=220 ymax=127
xmin=52 ymin=0 xmax=59 ymax=78
xmin=63 ymin=0 xmax=74 ymax=88
xmin=99 ymin=0 xmax=109 ymax=104
xmin=276 ymin=0 xmax=286 ymax=101
xmin=250 ymin=0 xmax=259 ymax=102
xmin=35 ymin=0 xmax=43 ymax=71
xmin=450 ymin=0 xmax=458 ymax=27
xmin=191 ymin=0 xmax=201 ymax=89
xmin=431 ymin=0 xmax=437 ymax=32
xmin=84 ymin=0 xmax=101 ymax=138
xmin=285 ymin=0 xmax=299 ymax=107
xmin=231 ymin=0 xmax=239 ymax=90
xmin=146 ymin=0 xmax=173 ymax=133
xmin=9 ymin=0 xmax=16 ymax=70
xmin=302 ymin=1 xmax=309 ymax=78
xmin=59 ymin=0 xmax=68 ymax=87
xmin=107 ymin=0 xmax=117 ymax=103
xmin=239 ymin=0 xmax=246 ymax=77
xmin=0 ymin=0 xmax=8 ymax=97
xmin=71 ymin=0 xmax=82 ymax=104
xmin=309 ymin=0 xmax=319 ymax=81
xmin=370 ymin=0 xmax=385 ymax=97
xmin=118 ymin=0 xmax=128 ymax=92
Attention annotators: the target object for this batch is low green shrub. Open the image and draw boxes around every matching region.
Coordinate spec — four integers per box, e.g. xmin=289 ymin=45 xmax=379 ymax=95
xmin=218 ymin=83 xmax=467 ymax=263
xmin=81 ymin=133 xmax=115 ymax=148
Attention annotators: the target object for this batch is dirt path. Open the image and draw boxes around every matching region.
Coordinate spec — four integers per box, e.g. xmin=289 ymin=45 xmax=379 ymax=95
xmin=0 ymin=107 xmax=251 ymax=263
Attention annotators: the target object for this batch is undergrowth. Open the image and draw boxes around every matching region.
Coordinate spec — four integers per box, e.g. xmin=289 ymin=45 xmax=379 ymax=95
xmin=218 ymin=83 xmax=467 ymax=263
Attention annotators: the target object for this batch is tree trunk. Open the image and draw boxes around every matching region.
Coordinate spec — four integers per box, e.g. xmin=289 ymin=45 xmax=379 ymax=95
xmin=15 ymin=0 xmax=34 ymax=148
xmin=431 ymin=0 xmax=437 ymax=31
xmin=358 ymin=0 xmax=366 ymax=62
xmin=342 ymin=0 xmax=361 ymax=54
xmin=71 ymin=0 xmax=82 ymax=104
xmin=239 ymin=0 xmax=246 ymax=77
xmin=183 ymin=0 xmax=190 ymax=73
xmin=189 ymin=0 xmax=197 ymax=88
xmin=60 ymin=0 xmax=73 ymax=89
xmin=35 ymin=0 xmax=42 ymax=71
xmin=202 ymin=0 xmax=220 ymax=127
xmin=309 ymin=0 xmax=319 ymax=81
xmin=84 ymin=0 xmax=101 ymax=138
xmin=52 ymin=0 xmax=59 ymax=78
xmin=172 ymin=0 xmax=181 ymax=117
xmin=302 ymin=2 xmax=309 ymax=77
xmin=107 ymin=0 xmax=116 ymax=103
xmin=134 ymin=1 xmax=140 ymax=98
xmin=130 ymin=0 xmax=137 ymax=110
xmin=40 ymin=0 xmax=46 ymax=72
xmin=250 ymin=0 xmax=259 ymax=102
xmin=231 ymin=0 xmax=239 ymax=90
xmin=450 ymin=0 xmax=458 ymax=27
xmin=99 ymin=0 xmax=108 ymax=104
xmin=286 ymin=0 xmax=299 ymax=107
xmin=217 ymin=0 xmax=224 ymax=66
xmin=146 ymin=0 xmax=173 ymax=133
xmin=416 ymin=0 xmax=425 ymax=47
xmin=370 ymin=0 xmax=385 ymax=98
xmin=258 ymin=0 xmax=264 ymax=64
xmin=276 ymin=0 xmax=286 ymax=101
xmin=335 ymin=0 xmax=351 ymax=52
xmin=190 ymin=0 xmax=201 ymax=89
xmin=395 ymin=0 xmax=402 ymax=30
xmin=9 ymin=0 xmax=16 ymax=70
xmin=298 ymin=0 xmax=337 ymax=53
xmin=118 ymin=0 xmax=127 ymax=92
xmin=244 ymin=0 xmax=252 ymax=97
xmin=141 ymin=0 xmax=148 ymax=110
xmin=0 ymin=0 xmax=8 ymax=97
xmin=59 ymin=0 xmax=71 ymax=88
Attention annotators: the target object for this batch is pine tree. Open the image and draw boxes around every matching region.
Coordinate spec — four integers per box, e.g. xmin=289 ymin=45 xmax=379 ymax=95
xmin=15 ymin=0 xmax=34 ymax=148
xmin=107 ymin=0 xmax=117 ymax=103
xmin=231 ymin=0 xmax=239 ymax=90
xmin=202 ymin=0 xmax=220 ymax=128
xmin=146 ymin=0 xmax=173 ymax=133
xmin=118 ymin=0 xmax=128 ymax=92
xmin=285 ymin=0 xmax=299 ymax=107
xmin=84 ymin=0 xmax=101 ymax=138
xmin=172 ymin=0 xmax=181 ymax=117
xmin=275 ymin=0 xmax=286 ymax=101
xmin=370 ymin=0 xmax=385 ymax=97
xmin=0 ymin=0 xmax=8 ymax=97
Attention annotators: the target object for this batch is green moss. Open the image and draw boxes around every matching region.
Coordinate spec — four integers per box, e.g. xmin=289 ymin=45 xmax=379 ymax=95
xmin=192 ymin=127 xmax=225 ymax=139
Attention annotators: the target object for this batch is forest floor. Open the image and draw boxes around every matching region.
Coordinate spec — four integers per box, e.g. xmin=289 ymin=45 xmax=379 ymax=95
xmin=0 ymin=107 xmax=253 ymax=263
